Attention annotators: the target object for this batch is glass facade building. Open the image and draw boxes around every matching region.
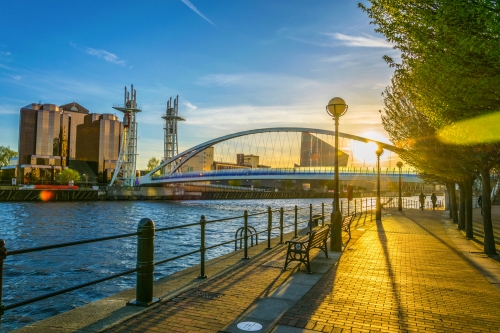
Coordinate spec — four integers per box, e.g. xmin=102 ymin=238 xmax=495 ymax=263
xmin=300 ymin=132 xmax=349 ymax=167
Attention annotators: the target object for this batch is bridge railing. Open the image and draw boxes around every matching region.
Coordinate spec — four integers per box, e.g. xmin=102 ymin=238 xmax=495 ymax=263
xmin=151 ymin=167 xmax=420 ymax=181
xmin=0 ymin=200 xmax=378 ymax=323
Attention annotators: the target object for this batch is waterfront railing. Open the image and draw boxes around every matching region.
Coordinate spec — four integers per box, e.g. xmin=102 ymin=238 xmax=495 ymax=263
xmin=0 ymin=197 xmax=429 ymax=321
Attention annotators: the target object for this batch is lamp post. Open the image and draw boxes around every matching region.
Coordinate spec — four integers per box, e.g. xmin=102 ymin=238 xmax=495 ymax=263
xmin=396 ymin=161 xmax=403 ymax=211
xmin=375 ymin=146 xmax=384 ymax=222
xmin=67 ymin=114 xmax=71 ymax=168
xmin=326 ymin=97 xmax=348 ymax=251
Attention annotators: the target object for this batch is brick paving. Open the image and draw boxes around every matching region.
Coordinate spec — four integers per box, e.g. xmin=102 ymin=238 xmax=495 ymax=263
xmin=102 ymin=209 xmax=500 ymax=333
xmin=279 ymin=209 xmax=500 ymax=333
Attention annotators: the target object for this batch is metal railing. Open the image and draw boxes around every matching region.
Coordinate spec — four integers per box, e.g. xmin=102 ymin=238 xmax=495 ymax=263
xmin=0 ymin=199 xmax=381 ymax=319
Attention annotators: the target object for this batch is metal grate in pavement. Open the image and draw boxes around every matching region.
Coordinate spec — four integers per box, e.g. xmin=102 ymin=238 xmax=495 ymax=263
xmin=188 ymin=290 xmax=225 ymax=300
xmin=263 ymin=259 xmax=300 ymax=269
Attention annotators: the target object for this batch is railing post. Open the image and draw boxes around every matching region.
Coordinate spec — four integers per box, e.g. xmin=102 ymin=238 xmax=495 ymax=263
xmin=0 ymin=239 xmax=5 ymax=318
xmin=309 ymin=203 xmax=313 ymax=231
xmin=294 ymin=205 xmax=298 ymax=237
xmin=129 ymin=218 xmax=158 ymax=306
xmin=354 ymin=199 xmax=357 ymax=217
xmin=347 ymin=200 xmax=350 ymax=216
xmin=243 ymin=210 xmax=249 ymax=259
xmin=199 ymin=215 xmax=207 ymax=278
xmin=280 ymin=207 xmax=284 ymax=244
xmin=321 ymin=202 xmax=325 ymax=226
xmin=267 ymin=207 xmax=272 ymax=248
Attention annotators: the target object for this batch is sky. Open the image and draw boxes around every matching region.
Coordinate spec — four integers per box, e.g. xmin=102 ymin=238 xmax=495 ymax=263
xmin=0 ymin=0 xmax=400 ymax=169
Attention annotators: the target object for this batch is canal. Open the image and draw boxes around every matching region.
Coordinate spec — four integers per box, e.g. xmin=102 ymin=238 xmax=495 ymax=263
xmin=1 ymin=198 xmax=337 ymax=332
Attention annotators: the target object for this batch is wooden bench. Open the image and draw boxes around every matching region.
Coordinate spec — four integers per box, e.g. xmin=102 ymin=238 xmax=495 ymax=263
xmin=342 ymin=214 xmax=355 ymax=246
xmin=283 ymin=225 xmax=330 ymax=274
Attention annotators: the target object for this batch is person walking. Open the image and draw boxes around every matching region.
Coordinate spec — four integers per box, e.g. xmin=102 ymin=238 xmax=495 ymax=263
xmin=431 ymin=193 xmax=437 ymax=210
xmin=419 ymin=192 xmax=426 ymax=210
xmin=478 ymin=195 xmax=483 ymax=216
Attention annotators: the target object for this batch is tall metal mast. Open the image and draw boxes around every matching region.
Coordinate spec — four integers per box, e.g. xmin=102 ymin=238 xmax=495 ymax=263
xmin=161 ymin=95 xmax=185 ymax=172
xmin=110 ymin=84 xmax=142 ymax=186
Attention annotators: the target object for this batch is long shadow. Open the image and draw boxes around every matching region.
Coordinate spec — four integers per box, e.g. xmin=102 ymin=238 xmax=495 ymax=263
xmin=375 ymin=218 xmax=409 ymax=333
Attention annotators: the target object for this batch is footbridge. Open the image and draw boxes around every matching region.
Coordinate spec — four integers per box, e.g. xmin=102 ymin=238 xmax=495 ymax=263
xmin=139 ymin=127 xmax=422 ymax=185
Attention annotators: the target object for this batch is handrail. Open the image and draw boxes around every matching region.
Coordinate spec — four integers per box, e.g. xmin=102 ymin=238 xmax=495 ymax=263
xmin=0 ymin=200 xmax=369 ymax=324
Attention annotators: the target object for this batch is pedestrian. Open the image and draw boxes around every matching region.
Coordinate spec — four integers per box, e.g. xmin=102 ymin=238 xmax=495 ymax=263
xmin=419 ymin=192 xmax=426 ymax=210
xmin=478 ymin=194 xmax=483 ymax=216
xmin=431 ymin=193 xmax=437 ymax=210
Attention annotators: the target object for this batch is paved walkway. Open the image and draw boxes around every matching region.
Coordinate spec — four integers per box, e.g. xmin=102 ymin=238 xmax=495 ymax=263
xmin=96 ymin=208 xmax=500 ymax=333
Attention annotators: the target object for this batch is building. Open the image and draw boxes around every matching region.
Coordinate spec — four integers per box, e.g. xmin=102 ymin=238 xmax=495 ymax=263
xmin=75 ymin=113 xmax=122 ymax=182
xmin=300 ymin=132 xmax=349 ymax=167
xmin=16 ymin=101 xmax=123 ymax=184
xmin=237 ymin=154 xmax=259 ymax=168
xmin=180 ymin=147 xmax=214 ymax=172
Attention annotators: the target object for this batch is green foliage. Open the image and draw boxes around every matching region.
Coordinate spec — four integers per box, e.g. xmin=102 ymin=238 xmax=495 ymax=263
xmin=281 ymin=179 xmax=294 ymax=190
xmin=146 ymin=157 xmax=161 ymax=171
xmin=228 ymin=179 xmax=242 ymax=186
xmin=56 ymin=168 xmax=81 ymax=184
xmin=0 ymin=146 xmax=17 ymax=167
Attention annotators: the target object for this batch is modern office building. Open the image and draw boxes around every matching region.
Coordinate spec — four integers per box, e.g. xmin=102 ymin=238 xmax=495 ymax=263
xmin=75 ymin=113 xmax=122 ymax=181
xmin=15 ymin=101 xmax=123 ymax=184
xmin=300 ymin=132 xmax=349 ymax=167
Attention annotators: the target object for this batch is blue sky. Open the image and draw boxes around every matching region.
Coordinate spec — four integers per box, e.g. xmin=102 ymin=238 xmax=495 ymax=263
xmin=0 ymin=0 xmax=400 ymax=168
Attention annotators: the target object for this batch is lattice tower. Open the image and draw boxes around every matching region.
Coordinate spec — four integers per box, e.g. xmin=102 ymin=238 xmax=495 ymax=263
xmin=110 ymin=84 xmax=142 ymax=186
xmin=161 ymin=95 xmax=185 ymax=173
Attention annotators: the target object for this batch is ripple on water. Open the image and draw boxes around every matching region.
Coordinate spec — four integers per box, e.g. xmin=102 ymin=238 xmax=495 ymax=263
xmin=0 ymin=198 xmax=332 ymax=332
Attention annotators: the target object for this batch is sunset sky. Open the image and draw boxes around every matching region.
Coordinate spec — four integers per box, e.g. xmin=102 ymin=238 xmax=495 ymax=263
xmin=0 ymin=1 xmax=400 ymax=168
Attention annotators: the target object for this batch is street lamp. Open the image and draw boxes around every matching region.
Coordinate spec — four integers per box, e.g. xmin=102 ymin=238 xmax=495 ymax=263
xmin=326 ymin=97 xmax=348 ymax=251
xmin=375 ymin=146 xmax=384 ymax=222
xmin=396 ymin=161 xmax=403 ymax=211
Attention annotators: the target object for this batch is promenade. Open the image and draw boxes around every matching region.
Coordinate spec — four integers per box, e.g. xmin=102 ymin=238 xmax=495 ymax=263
xmin=15 ymin=207 xmax=500 ymax=333
xmin=99 ymin=208 xmax=500 ymax=333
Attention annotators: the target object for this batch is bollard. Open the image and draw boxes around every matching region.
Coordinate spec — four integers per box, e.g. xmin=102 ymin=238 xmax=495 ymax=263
xmin=309 ymin=204 xmax=313 ymax=232
xmin=267 ymin=207 xmax=272 ymax=249
xmin=243 ymin=210 xmax=249 ymax=259
xmin=294 ymin=205 xmax=298 ymax=237
xmin=321 ymin=202 xmax=325 ymax=226
xmin=279 ymin=207 xmax=284 ymax=244
xmin=128 ymin=218 xmax=158 ymax=306
xmin=199 ymin=216 xmax=207 ymax=278
xmin=0 ymin=239 xmax=5 ymax=317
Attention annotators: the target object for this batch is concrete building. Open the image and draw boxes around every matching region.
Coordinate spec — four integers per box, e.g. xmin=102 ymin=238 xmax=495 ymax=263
xmin=75 ymin=113 xmax=122 ymax=182
xmin=180 ymin=147 xmax=214 ymax=172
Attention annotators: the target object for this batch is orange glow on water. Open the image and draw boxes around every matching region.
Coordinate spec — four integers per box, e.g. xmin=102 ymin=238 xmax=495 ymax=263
xmin=39 ymin=190 xmax=54 ymax=202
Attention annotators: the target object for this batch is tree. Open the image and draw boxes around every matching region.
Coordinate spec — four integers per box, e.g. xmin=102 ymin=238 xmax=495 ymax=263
xmin=146 ymin=157 xmax=161 ymax=171
xmin=228 ymin=180 xmax=242 ymax=187
xmin=360 ymin=0 xmax=500 ymax=254
xmin=281 ymin=180 xmax=294 ymax=191
xmin=56 ymin=168 xmax=81 ymax=185
xmin=0 ymin=146 xmax=17 ymax=167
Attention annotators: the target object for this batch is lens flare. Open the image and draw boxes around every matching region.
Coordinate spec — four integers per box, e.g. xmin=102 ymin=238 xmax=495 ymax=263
xmin=39 ymin=190 xmax=54 ymax=202
xmin=437 ymin=112 xmax=500 ymax=145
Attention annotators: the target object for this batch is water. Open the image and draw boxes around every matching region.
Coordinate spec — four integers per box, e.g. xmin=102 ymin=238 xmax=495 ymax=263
xmin=0 ymin=199 xmax=335 ymax=332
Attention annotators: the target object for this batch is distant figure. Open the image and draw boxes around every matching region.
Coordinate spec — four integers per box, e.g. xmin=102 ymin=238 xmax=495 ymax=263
xmin=431 ymin=193 xmax=437 ymax=210
xmin=419 ymin=192 xmax=426 ymax=210
xmin=478 ymin=195 xmax=483 ymax=216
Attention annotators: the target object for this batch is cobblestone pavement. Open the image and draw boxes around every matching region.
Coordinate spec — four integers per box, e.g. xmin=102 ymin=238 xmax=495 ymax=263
xmin=102 ymin=209 xmax=500 ymax=333
xmin=278 ymin=209 xmax=500 ymax=333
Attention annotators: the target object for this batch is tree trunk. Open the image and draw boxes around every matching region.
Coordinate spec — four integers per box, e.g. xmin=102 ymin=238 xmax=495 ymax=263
xmin=465 ymin=175 xmax=474 ymax=239
xmin=481 ymin=168 xmax=497 ymax=255
xmin=458 ymin=182 xmax=466 ymax=230
xmin=446 ymin=182 xmax=458 ymax=224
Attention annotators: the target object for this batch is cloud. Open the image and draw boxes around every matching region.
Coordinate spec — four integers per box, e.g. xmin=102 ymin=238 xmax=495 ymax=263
xmin=196 ymin=74 xmax=243 ymax=87
xmin=325 ymin=33 xmax=393 ymax=48
xmin=84 ymin=47 xmax=127 ymax=65
xmin=0 ymin=51 xmax=11 ymax=56
xmin=180 ymin=0 xmax=215 ymax=26
xmin=183 ymin=101 xmax=197 ymax=111
xmin=11 ymin=75 xmax=21 ymax=80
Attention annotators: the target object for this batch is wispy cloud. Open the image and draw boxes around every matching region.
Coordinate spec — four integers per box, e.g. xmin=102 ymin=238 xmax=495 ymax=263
xmin=84 ymin=47 xmax=127 ymax=65
xmin=70 ymin=42 xmax=127 ymax=66
xmin=11 ymin=75 xmax=21 ymax=80
xmin=183 ymin=101 xmax=197 ymax=111
xmin=180 ymin=0 xmax=215 ymax=26
xmin=0 ymin=51 xmax=11 ymax=56
xmin=196 ymin=74 xmax=243 ymax=87
xmin=325 ymin=33 xmax=393 ymax=48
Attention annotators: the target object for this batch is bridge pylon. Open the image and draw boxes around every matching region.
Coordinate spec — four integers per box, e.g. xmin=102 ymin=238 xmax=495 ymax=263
xmin=110 ymin=84 xmax=141 ymax=186
xmin=162 ymin=95 xmax=185 ymax=173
